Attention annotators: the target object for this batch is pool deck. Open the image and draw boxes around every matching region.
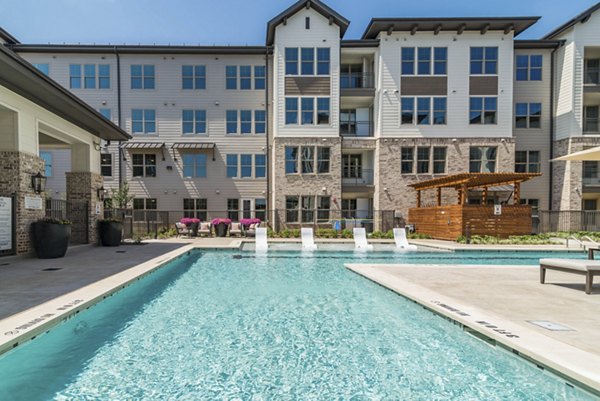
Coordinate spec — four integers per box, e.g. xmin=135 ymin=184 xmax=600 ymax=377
xmin=346 ymin=262 xmax=600 ymax=394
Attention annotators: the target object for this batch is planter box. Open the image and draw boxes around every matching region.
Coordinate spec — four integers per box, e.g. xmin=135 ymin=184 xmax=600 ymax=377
xmin=32 ymin=222 xmax=71 ymax=259
xmin=214 ymin=223 xmax=228 ymax=237
xmin=100 ymin=221 xmax=123 ymax=246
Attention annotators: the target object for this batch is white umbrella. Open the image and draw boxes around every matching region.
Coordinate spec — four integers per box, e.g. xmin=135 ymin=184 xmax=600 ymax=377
xmin=552 ymin=146 xmax=600 ymax=161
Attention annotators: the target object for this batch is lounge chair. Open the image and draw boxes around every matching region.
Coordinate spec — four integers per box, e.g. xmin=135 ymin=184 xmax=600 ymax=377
xmin=229 ymin=222 xmax=243 ymax=237
xmin=301 ymin=227 xmax=317 ymax=251
xmin=540 ymin=258 xmax=600 ymax=294
xmin=393 ymin=228 xmax=418 ymax=251
xmin=255 ymin=227 xmax=268 ymax=252
xmin=175 ymin=222 xmax=191 ymax=238
xmin=197 ymin=222 xmax=212 ymax=237
xmin=353 ymin=227 xmax=373 ymax=251
xmin=245 ymin=222 xmax=260 ymax=237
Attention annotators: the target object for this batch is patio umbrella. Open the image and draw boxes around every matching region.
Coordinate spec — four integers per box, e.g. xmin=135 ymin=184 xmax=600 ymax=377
xmin=552 ymin=146 xmax=600 ymax=161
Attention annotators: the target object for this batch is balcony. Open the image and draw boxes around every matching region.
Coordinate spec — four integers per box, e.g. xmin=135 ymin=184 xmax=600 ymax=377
xmin=342 ymin=168 xmax=374 ymax=187
xmin=340 ymin=121 xmax=373 ymax=137
xmin=583 ymin=176 xmax=600 ymax=186
xmin=340 ymin=73 xmax=375 ymax=97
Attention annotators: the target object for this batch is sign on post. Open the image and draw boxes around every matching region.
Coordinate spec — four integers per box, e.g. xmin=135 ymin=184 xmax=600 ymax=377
xmin=494 ymin=204 xmax=502 ymax=216
xmin=0 ymin=197 xmax=13 ymax=253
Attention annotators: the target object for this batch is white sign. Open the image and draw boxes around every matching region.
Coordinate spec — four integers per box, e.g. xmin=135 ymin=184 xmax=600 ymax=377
xmin=24 ymin=196 xmax=43 ymax=210
xmin=494 ymin=204 xmax=502 ymax=216
xmin=0 ymin=197 xmax=12 ymax=251
xmin=96 ymin=203 xmax=101 ymax=215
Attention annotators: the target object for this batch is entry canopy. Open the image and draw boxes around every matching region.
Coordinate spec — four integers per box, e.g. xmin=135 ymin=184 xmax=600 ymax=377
xmin=552 ymin=146 xmax=600 ymax=161
xmin=409 ymin=172 xmax=541 ymax=191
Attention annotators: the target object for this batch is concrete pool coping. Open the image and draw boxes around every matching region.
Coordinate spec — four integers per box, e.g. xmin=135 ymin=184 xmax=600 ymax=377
xmin=345 ymin=263 xmax=600 ymax=396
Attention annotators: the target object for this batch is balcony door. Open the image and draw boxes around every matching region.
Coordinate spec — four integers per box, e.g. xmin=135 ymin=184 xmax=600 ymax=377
xmin=342 ymin=154 xmax=362 ymax=179
xmin=341 ymin=64 xmax=363 ymax=88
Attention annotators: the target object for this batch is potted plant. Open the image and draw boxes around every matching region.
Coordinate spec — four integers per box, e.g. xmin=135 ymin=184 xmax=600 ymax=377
xmin=180 ymin=217 xmax=200 ymax=237
xmin=240 ymin=218 xmax=261 ymax=229
xmin=211 ymin=218 xmax=232 ymax=237
xmin=98 ymin=218 xmax=123 ymax=246
xmin=32 ymin=217 xmax=71 ymax=259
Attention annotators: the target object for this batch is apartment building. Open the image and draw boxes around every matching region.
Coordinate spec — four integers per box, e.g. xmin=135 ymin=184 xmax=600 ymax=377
xmin=3 ymin=0 xmax=600 ymax=229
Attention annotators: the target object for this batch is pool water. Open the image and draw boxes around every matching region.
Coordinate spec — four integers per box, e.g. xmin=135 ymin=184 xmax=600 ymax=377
xmin=0 ymin=250 xmax=595 ymax=400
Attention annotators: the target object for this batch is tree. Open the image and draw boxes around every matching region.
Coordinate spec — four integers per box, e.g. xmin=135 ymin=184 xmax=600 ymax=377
xmin=107 ymin=182 xmax=135 ymax=209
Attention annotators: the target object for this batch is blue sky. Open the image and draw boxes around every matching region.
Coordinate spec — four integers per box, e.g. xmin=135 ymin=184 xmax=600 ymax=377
xmin=0 ymin=0 xmax=597 ymax=45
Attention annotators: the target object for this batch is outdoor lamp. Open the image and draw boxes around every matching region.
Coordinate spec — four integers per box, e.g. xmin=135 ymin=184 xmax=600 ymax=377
xmin=31 ymin=172 xmax=47 ymax=194
xmin=97 ymin=186 xmax=106 ymax=200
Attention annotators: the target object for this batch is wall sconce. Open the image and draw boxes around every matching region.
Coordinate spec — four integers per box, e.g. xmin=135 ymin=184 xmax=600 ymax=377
xmin=215 ymin=189 xmax=221 ymax=194
xmin=451 ymin=138 xmax=458 ymax=143
xmin=93 ymin=141 xmax=102 ymax=151
xmin=500 ymin=138 xmax=506 ymax=143
xmin=166 ymin=165 xmax=173 ymax=171
xmin=97 ymin=186 xmax=106 ymax=200
xmin=31 ymin=172 xmax=47 ymax=194
xmin=383 ymin=187 xmax=388 ymax=192
xmin=321 ymin=187 xmax=327 ymax=192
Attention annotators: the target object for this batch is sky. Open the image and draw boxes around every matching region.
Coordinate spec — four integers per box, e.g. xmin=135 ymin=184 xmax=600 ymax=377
xmin=0 ymin=0 xmax=597 ymax=45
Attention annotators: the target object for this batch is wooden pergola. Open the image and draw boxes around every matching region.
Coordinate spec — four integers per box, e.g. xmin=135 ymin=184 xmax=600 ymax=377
xmin=407 ymin=173 xmax=541 ymax=240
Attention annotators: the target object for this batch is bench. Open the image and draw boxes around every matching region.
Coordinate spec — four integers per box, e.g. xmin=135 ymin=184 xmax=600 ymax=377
xmin=539 ymin=258 xmax=600 ymax=295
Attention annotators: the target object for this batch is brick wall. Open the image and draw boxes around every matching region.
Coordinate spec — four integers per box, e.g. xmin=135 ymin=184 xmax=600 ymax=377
xmin=66 ymin=172 xmax=104 ymax=244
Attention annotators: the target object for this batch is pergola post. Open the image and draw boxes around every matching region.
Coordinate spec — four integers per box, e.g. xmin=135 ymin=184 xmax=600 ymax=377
xmin=416 ymin=190 xmax=421 ymax=208
xmin=457 ymin=188 xmax=462 ymax=205
xmin=436 ymin=187 xmax=442 ymax=206
xmin=514 ymin=181 xmax=521 ymax=205
xmin=482 ymin=187 xmax=488 ymax=205
xmin=461 ymin=183 xmax=468 ymax=205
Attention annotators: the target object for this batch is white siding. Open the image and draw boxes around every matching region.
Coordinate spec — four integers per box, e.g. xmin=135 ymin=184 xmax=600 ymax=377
xmin=41 ymin=148 xmax=71 ymax=198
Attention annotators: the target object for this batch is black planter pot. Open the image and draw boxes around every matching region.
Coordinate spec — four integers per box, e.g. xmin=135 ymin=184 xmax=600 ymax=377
xmin=32 ymin=222 xmax=71 ymax=259
xmin=215 ymin=223 xmax=228 ymax=237
xmin=100 ymin=221 xmax=123 ymax=246
xmin=187 ymin=222 xmax=199 ymax=237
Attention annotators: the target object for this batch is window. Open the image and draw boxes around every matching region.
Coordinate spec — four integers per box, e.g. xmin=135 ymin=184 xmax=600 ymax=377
xmin=39 ymin=151 xmax=52 ymax=177
xmin=433 ymin=97 xmax=447 ymax=124
xmin=32 ymin=63 xmax=49 ymax=75
xmin=182 ymin=65 xmax=206 ymax=89
xmin=305 ymin=17 xmax=310 ymax=29
xmin=255 ymin=110 xmax=266 ymax=134
xmin=317 ymin=98 xmax=330 ymax=125
xmin=301 ymin=196 xmax=314 ymax=223
xmin=515 ymin=150 xmax=540 ymax=173
xmin=417 ymin=147 xmax=430 ymax=174
xmin=99 ymin=108 xmax=112 ymax=120
xmin=98 ymin=64 xmax=110 ymax=89
xmin=470 ymin=47 xmax=497 ymax=75
xmin=255 ymin=199 xmax=267 ymax=221
xmin=226 ymin=154 xmax=238 ymax=178
xmin=342 ymin=199 xmax=357 ymax=218
xmin=402 ymin=97 xmax=446 ymax=125
xmin=301 ymin=48 xmax=314 ymax=75
xmin=240 ymin=66 xmax=252 ymax=90
xmin=285 ymin=146 xmax=298 ymax=174
xmin=131 ymin=65 xmax=155 ymax=89
xmin=516 ymin=55 xmax=542 ymax=81
xmin=401 ymin=48 xmax=415 ymax=75
xmin=417 ymin=47 xmax=431 ymax=75
xmin=240 ymin=110 xmax=252 ymax=134
xmin=240 ymin=154 xmax=252 ymax=178
xmin=317 ymin=196 xmax=330 ymax=221
xmin=182 ymin=153 xmax=207 ymax=178
xmin=132 ymin=154 xmax=157 ymax=177
xmin=83 ymin=64 xmax=96 ymax=89
xmin=434 ymin=48 xmax=447 ymax=75
xmin=183 ymin=198 xmax=207 ymax=220
xmin=226 ymin=66 xmax=237 ymax=90
xmin=255 ymin=66 xmax=266 ymax=89
xmin=584 ymin=106 xmax=599 ymax=133
xmin=343 ymin=154 xmax=362 ymax=178
xmin=583 ymin=199 xmax=598 ymax=211
xmin=226 ymin=110 xmax=238 ymax=134
xmin=585 ymin=59 xmax=600 ymax=85
xmin=132 ymin=109 xmax=156 ymax=134
xmin=417 ymin=97 xmax=431 ymax=125
xmin=401 ymin=97 xmax=415 ymax=124
xmin=433 ymin=147 xmax=447 ymax=174
xmin=583 ymin=161 xmax=598 ymax=179
xmin=285 ymin=48 xmax=299 ymax=75
xmin=101 ymin=153 xmax=112 ymax=177
xmin=317 ymin=147 xmax=330 ymax=173
xmin=255 ymin=155 xmax=266 ymax=178
xmin=285 ymin=98 xmax=298 ymax=125
xmin=401 ymin=147 xmax=414 ymax=174
xmin=469 ymin=147 xmax=497 ymax=173
xmin=182 ymin=110 xmax=206 ymax=134
xmin=69 ymin=64 xmax=81 ymax=89
xmin=301 ymin=98 xmax=314 ymax=125
xmin=286 ymin=196 xmax=299 ymax=223
xmin=227 ymin=199 xmax=239 ymax=221
xmin=317 ymin=48 xmax=330 ymax=75
xmin=133 ymin=198 xmax=157 ymax=210
xmin=469 ymin=97 xmax=497 ymax=125
xmin=515 ymin=103 xmax=541 ymax=129
xmin=301 ymin=146 xmax=314 ymax=173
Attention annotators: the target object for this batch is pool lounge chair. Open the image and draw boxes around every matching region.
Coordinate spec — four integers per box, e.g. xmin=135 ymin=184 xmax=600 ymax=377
xmin=255 ymin=227 xmax=268 ymax=252
xmin=539 ymin=258 xmax=600 ymax=295
xmin=393 ymin=228 xmax=418 ymax=252
xmin=229 ymin=222 xmax=243 ymax=237
xmin=353 ymin=227 xmax=373 ymax=251
xmin=245 ymin=222 xmax=260 ymax=237
xmin=197 ymin=222 xmax=212 ymax=237
xmin=301 ymin=227 xmax=318 ymax=251
xmin=175 ymin=222 xmax=191 ymax=238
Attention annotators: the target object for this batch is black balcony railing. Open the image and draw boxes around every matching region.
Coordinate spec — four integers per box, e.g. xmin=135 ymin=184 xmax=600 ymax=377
xmin=342 ymin=168 xmax=374 ymax=185
xmin=340 ymin=72 xmax=374 ymax=89
xmin=340 ymin=121 xmax=373 ymax=137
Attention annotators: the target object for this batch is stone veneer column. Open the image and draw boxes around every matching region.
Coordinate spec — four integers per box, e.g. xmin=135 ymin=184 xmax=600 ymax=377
xmin=66 ymin=172 xmax=104 ymax=245
xmin=0 ymin=151 xmax=46 ymax=254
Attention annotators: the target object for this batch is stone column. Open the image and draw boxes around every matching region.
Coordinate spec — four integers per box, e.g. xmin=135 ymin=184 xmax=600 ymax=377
xmin=0 ymin=151 xmax=46 ymax=255
xmin=66 ymin=172 xmax=104 ymax=245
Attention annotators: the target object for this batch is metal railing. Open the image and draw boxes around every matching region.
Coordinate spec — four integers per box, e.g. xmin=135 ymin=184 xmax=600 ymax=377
xmin=342 ymin=168 xmax=374 ymax=186
xmin=536 ymin=210 xmax=600 ymax=233
xmin=340 ymin=72 xmax=374 ymax=89
xmin=340 ymin=121 xmax=373 ymax=137
xmin=583 ymin=176 xmax=600 ymax=186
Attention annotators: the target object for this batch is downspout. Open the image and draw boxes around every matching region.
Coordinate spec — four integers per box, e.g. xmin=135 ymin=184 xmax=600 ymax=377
xmin=265 ymin=47 xmax=271 ymax=224
xmin=114 ymin=46 xmax=123 ymax=186
xmin=549 ymin=46 xmax=557 ymax=210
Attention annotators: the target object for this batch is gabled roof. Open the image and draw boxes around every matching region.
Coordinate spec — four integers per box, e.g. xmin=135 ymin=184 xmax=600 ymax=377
xmin=362 ymin=17 xmax=540 ymax=39
xmin=0 ymin=45 xmax=130 ymax=141
xmin=542 ymin=1 xmax=600 ymax=39
xmin=266 ymin=0 xmax=349 ymax=46
xmin=0 ymin=27 xmax=19 ymax=45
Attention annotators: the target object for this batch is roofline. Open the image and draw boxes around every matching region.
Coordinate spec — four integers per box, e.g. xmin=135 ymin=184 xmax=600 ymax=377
xmin=514 ymin=39 xmax=564 ymax=49
xmin=266 ymin=0 xmax=350 ymax=46
xmin=10 ymin=44 xmax=269 ymax=55
xmin=361 ymin=16 xmax=541 ymax=39
xmin=0 ymin=45 xmax=130 ymax=141
xmin=341 ymin=39 xmax=380 ymax=48
xmin=0 ymin=27 xmax=19 ymax=45
xmin=542 ymin=1 xmax=600 ymax=39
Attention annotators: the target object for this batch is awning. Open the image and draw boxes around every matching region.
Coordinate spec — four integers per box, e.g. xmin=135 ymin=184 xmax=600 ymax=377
xmin=552 ymin=146 xmax=600 ymax=161
xmin=171 ymin=143 xmax=215 ymax=150
xmin=121 ymin=142 xmax=165 ymax=149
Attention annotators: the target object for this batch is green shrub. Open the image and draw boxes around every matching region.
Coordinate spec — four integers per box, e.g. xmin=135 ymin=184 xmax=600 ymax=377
xmin=316 ymin=228 xmax=337 ymax=238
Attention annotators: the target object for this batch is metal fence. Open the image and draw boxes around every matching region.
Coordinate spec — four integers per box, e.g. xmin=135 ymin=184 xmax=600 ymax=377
xmin=46 ymin=199 xmax=89 ymax=245
xmin=536 ymin=210 xmax=600 ymax=233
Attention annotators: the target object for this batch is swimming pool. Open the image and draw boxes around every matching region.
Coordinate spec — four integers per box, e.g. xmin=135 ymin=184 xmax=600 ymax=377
xmin=0 ymin=250 xmax=595 ymax=400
